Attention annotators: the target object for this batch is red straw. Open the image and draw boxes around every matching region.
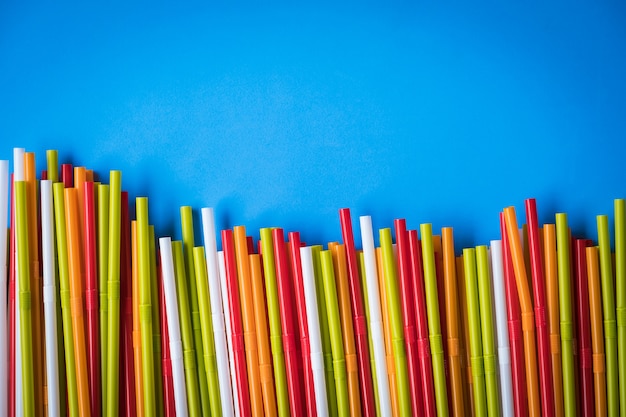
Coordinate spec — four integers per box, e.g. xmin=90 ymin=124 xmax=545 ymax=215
xmin=394 ymin=220 xmax=424 ymax=414
xmin=83 ymin=181 xmax=101 ymax=417
xmin=159 ymin=257 xmax=176 ymax=417
xmin=8 ymin=174 xmax=15 ymax=417
xmin=222 ymin=229 xmax=253 ymax=417
xmin=272 ymin=228 xmax=304 ymax=417
xmin=61 ymin=164 xmax=72 ymax=188
xmin=408 ymin=230 xmax=437 ymax=416
xmin=575 ymin=239 xmax=594 ymax=417
xmin=524 ymin=198 xmax=555 ymax=417
xmin=288 ymin=231 xmax=317 ymax=417
xmin=500 ymin=212 xmax=528 ymax=417
xmin=338 ymin=208 xmax=376 ymax=417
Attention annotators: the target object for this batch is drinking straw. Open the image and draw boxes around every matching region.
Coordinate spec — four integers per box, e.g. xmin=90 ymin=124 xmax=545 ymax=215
xmin=476 ymin=246 xmax=499 ymax=416
xmin=420 ymin=223 xmax=450 ymax=416
xmin=193 ymin=247 xmax=222 ymax=416
xmin=585 ymin=246 xmax=607 ymax=417
xmin=218 ymin=252 xmax=242 ymax=417
xmin=320 ymin=249 xmax=351 ymax=417
xmin=615 ymin=199 xmax=626 ymax=412
xmin=441 ymin=227 xmax=464 ymax=417
xmin=462 ymin=248 xmax=487 ymax=417
xmin=0 ymin=161 xmax=8 ymax=417
xmin=83 ymin=181 xmax=101 ymax=417
xmin=339 ymin=208 xmax=376 ymax=417
xmin=288 ymin=231 xmax=317 ymax=417
xmin=392 ymin=221 xmax=422 ymax=416
xmin=432 ymin=235 xmax=449 ymax=393
xmin=180 ymin=207 xmax=211 ymax=415
xmin=105 ymin=170 xmax=122 ymax=417
xmin=500 ymin=212 xmax=528 ymax=417
xmin=14 ymin=148 xmax=24 ymax=417
xmin=524 ymin=199 xmax=555 ymax=417
xmin=489 ymin=240 xmax=514 ymax=417
xmin=8 ymin=175 xmax=15 ymax=417
xmin=64 ymin=187 xmax=92 ymax=417
xmin=98 ymin=183 xmax=109 ymax=415
xmin=596 ymin=214 xmax=618 ymax=416
xmin=159 ymin=238 xmax=190 ymax=417
xmin=158 ymin=266 xmax=176 ymax=417
xmin=201 ymin=208 xmax=235 ymax=417
xmin=74 ymin=167 xmax=86 ymax=222
xmin=233 ymin=226 xmax=264 ymax=417
xmin=456 ymin=255 xmax=474 ymax=417
xmin=272 ymin=228 xmax=305 ymax=416
xmin=259 ymin=228 xmax=291 ymax=417
xmin=329 ymin=243 xmax=362 ymax=416
xmin=380 ymin=228 xmax=412 ymax=416
xmin=149 ymin=227 xmax=165 ymax=417
xmin=53 ymin=182 xmax=80 ymax=416
xmin=249 ymin=253 xmax=278 ymax=416
xmin=172 ymin=240 xmax=203 ymax=417
xmin=408 ymin=230 xmax=437 ymax=417
xmin=221 ymin=230 xmax=253 ymax=417
xmin=61 ymin=163 xmax=72 ymax=188
xmin=503 ymin=207 xmax=541 ymax=417
xmin=376 ymin=247 xmax=399 ymax=417
xmin=359 ymin=216 xmax=392 ymax=417
xmin=574 ymin=240 xmax=594 ymax=417
xmin=120 ymin=192 xmax=136 ymax=416
xmin=24 ymin=153 xmax=43 ymax=417
xmin=569 ymin=235 xmax=582 ymax=416
xmin=132 ymin=223 xmax=145 ymax=417
xmin=46 ymin=150 xmax=58 ymax=182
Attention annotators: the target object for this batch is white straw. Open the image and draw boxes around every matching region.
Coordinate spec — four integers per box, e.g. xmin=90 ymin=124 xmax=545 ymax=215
xmin=218 ymin=251 xmax=240 ymax=417
xmin=0 ymin=160 xmax=9 ymax=416
xmin=300 ymin=246 xmax=329 ymax=417
xmin=490 ymin=240 xmax=514 ymax=417
xmin=201 ymin=208 xmax=234 ymax=416
xmin=359 ymin=215 xmax=392 ymax=417
xmin=159 ymin=237 xmax=189 ymax=417
xmin=13 ymin=147 xmax=24 ymax=417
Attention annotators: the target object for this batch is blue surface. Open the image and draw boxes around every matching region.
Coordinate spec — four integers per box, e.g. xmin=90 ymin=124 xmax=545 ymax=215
xmin=1 ymin=2 xmax=625 ymax=251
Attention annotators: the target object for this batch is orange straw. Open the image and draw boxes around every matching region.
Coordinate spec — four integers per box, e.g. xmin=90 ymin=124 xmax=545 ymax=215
xmin=586 ymin=246 xmax=607 ymax=417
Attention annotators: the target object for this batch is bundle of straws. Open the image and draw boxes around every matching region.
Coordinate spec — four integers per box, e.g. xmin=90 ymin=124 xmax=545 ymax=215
xmin=1 ymin=147 xmax=624 ymax=417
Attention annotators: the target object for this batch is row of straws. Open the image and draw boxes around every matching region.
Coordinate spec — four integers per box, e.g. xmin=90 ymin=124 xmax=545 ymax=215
xmin=0 ymin=147 xmax=624 ymax=417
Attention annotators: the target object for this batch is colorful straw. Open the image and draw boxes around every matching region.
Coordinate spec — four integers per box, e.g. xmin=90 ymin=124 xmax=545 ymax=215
xmin=158 ymin=263 xmax=176 ymax=417
xmin=586 ymin=246 xmax=607 ymax=417
xmin=615 ymin=199 xmax=626 ymax=412
xmin=575 ymin=239 xmax=594 ymax=417
xmin=14 ymin=148 xmax=24 ymax=417
xmin=98 ymin=183 xmax=110 ymax=416
xmin=456 ymin=255 xmax=474 ymax=417
xmin=132 ymin=222 xmax=145 ymax=417
xmin=0 ymin=161 xmax=8 ymax=417
xmin=149 ymin=227 xmax=165 ymax=417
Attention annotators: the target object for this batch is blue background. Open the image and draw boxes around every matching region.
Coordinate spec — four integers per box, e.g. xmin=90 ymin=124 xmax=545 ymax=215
xmin=1 ymin=1 xmax=625 ymax=250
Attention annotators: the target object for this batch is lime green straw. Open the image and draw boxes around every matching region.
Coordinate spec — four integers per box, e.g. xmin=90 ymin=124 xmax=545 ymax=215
xmin=106 ymin=171 xmax=122 ymax=416
xmin=476 ymin=246 xmax=499 ymax=416
xmin=462 ymin=248 xmax=487 ymax=417
xmin=193 ymin=246 xmax=222 ymax=416
xmin=380 ymin=228 xmax=412 ymax=416
xmin=53 ymin=182 xmax=79 ymax=417
xmin=556 ymin=214 xmax=576 ymax=416
xmin=16 ymin=181 xmax=34 ymax=416
xmin=614 ymin=199 xmax=626 ymax=411
xmin=181 ymin=206 xmax=211 ymax=415
xmin=358 ymin=251 xmax=381 ymax=416
xmin=320 ymin=250 xmax=351 ymax=417
xmin=259 ymin=228 xmax=290 ymax=417
xmin=173 ymin=241 xmax=202 ymax=417
xmin=420 ymin=223 xmax=449 ymax=416
xmin=98 ymin=183 xmax=109 ymax=416
xmin=137 ymin=198 xmax=156 ymax=415
xmin=597 ymin=214 xmax=619 ymax=416
xmin=311 ymin=244 xmax=338 ymax=417
xmin=149 ymin=227 xmax=165 ymax=417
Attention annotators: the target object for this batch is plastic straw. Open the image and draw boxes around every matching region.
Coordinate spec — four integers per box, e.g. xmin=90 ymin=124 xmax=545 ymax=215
xmin=574 ymin=240 xmax=594 ymax=417
xmin=489 ymin=240 xmax=514 ymax=417
xmin=14 ymin=149 xmax=24 ymax=417
xmin=0 ymin=161 xmax=8 ymax=417
xmin=456 ymin=255 xmax=475 ymax=417
xmin=98 ymin=183 xmax=110 ymax=415
xmin=149 ymin=227 xmax=165 ymax=417
xmin=158 ymin=262 xmax=175 ymax=417
xmin=614 ymin=199 xmax=626 ymax=412
xmin=120 ymin=192 xmax=136 ymax=416
xmin=132 ymin=222 xmax=145 ymax=417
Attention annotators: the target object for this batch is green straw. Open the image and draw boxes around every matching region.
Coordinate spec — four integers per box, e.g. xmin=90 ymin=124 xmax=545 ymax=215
xmin=556 ymin=214 xmax=576 ymax=416
xmin=16 ymin=181 xmax=34 ymax=416
xmin=98 ymin=183 xmax=109 ymax=416
xmin=476 ymin=246 xmax=499 ymax=416
xmin=420 ymin=223 xmax=449 ymax=416
xmin=311 ymin=244 xmax=338 ymax=417
xmin=53 ymin=182 xmax=79 ymax=417
xmin=259 ymin=228 xmax=290 ymax=417
xmin=173 ymin=241 xmax=202 ymax=417
xmin=615 ymin=199 xmax=626 ymax=411
xmin=149 ymin=227 xmax=165 ymax=417
xmin=193 ymin=246 xmax=222 ymax=416
xmin=379 ymin=228 xmax=412 ymax=416
xmin=181 ymin=206 xmax=211 ymax=415
xmin=597 ymin=214 xmax=618 ymax=416
xmin=462 ymin=248 xmax=487 ymax=417
xmin=320 ymin=250 xmax=351 ymax=417
xmin=106 ymin=171 xmax=121 ymax=416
